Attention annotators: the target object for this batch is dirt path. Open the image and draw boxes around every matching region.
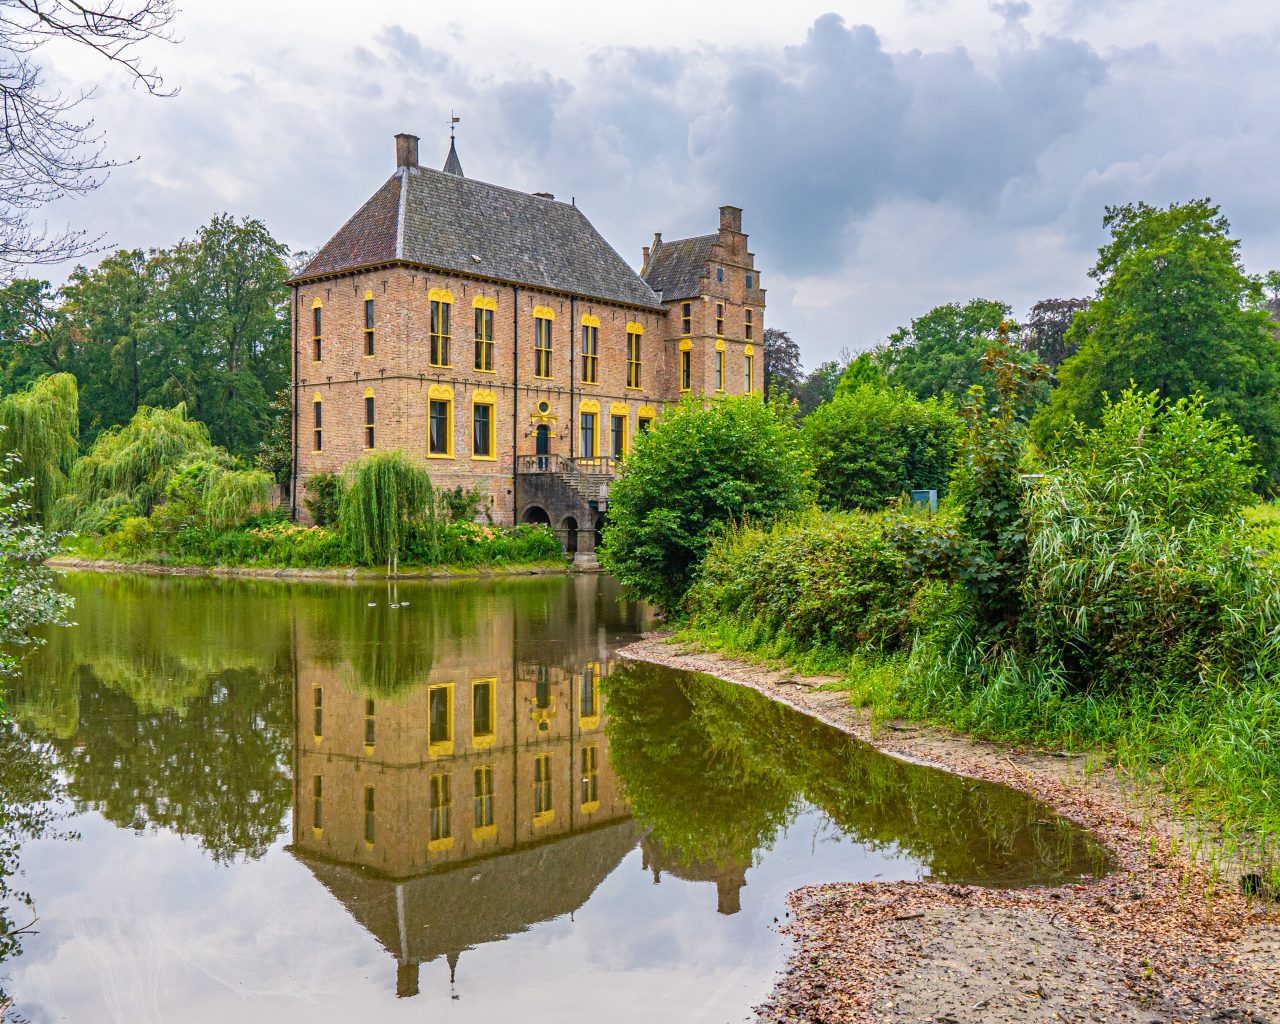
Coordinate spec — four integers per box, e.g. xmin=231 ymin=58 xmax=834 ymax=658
xmin=619 ymin=635 xmax=1280 ymax=1024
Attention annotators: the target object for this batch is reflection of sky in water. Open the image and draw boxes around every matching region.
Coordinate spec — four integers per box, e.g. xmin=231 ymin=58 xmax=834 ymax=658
xmin=10 ymin=803 xmax=918 ymax=1024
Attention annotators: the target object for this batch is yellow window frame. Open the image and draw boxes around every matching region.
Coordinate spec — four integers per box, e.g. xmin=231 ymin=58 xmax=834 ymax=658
xmin=473 ymin=764 xmax=497 ymax=839
xmin=580 ymin=314 xmax=600 ymax=384
xmin=311 ymin=392 xmax=323 ymax=453
xmin=363 ymin=290 xmax=375 ymax=358
xmin=471 ymin=389 xmax=497 ymax=461
xmin=427 ymin=682 xmax=455 ymax=757
xmin=428 ymin=772 xmax=454 ymax=852
xmin=427 ymin=383 xmax=455 ymax=460
xmin=532 ymin=752 xmax=555 ymax=827
xmin=311 ymin=297 xmax=322 ymax=362
xmin=363 ymin=387 xmax=375 ymax=450
xmin=533 ymin=306 xmax=555 ymax=379
xmin=625 ymin=322 xmax=643 ymax=389
xmin=581 ymin=744 xmax=600 ymax=813
xmin=428 ymin=288 xmax=453 ymax=367
xmin=471 ymin=678 xmax=497 ymax=748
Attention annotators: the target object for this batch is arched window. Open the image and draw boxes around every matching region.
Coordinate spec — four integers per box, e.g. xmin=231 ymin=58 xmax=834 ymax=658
xmin=472 ymin=389 xmax=496 ymax=460
xmin=580 ymin=314 xmax=600 ymax=384
xmin=679 ymin=339 xmax=692 ymax=392
xmin=364 ymin=388 xmax=375 ymax=449
xmin=715 ymin=339 xmax=726 ymax=392
xmin=637 ymin=405 xmax=656 ymax=434
xmin=744 ymin=344 xmax=755 ymax=392
xmin=428 ymin=383 xmax=454 ymax=458
xmin=311 ymin=298 xmax=323 ymax=361
xmin=533 ymin=306 xmax=554 ymax=379
xmin=473 ymin=296 xmax=496 ymax=372
xmin=364 ymin=291 xmax=375 ymax=357
xmin=429 ymin=288 xmax=453 ymax=367
xmin=626 ymin=322 xmax=643 ymax=389
xmin=312 ymin=393 xmax=323 ymax=451
xmin=609 ymin=403 xmax=629 ymax=459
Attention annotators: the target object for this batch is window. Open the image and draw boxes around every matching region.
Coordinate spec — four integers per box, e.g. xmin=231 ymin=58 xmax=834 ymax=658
xmin=581 ymin=746 xmax=599 ymax=807
xmin=364 ymin=698 xmax=375 ymax=749
xmin=312 ymin=686 xmax=323 ymax=738
xmin=312 ymin=775 xmax=323 ymax=830
xmin=680 ymin=350 xmax=691 ymax=391
xmin=580 ymin=315 xmax=599 ymax=383
xmin=611 ymin=413 xmax=626 ymax=459
xmin=429 ymin=774 xmax=452 ymax=845
xmin=681 ymin=301 xmax=691 ymax=336
xmin=533 ymin=307 xmax=554 ymax=378
xmin=580 ymin=402 xmax=598 ymax=459
xmin=716 ymin=266 xmax=724 ymax=283
xmin=580 ymin=667 xmax=598 ymax=721
xmin=363 ymin=786 xmax=375 ymax=845
xmin=534 ymin=753 xmax=553 ymax=821
xmin=473 ymin=297 xmax=495 ymax=371
xmin=472 ymin=391 xmax=495 ymax=460
xmin=715 ymin=347 xmax=725 ymax=391
xmin=429 ymin=289 xmax=452 ymax=367
xmin=472 ymin=680 xmax=495 ymax=742
xmin=428 ymin=385 xmax=454 ymax=458
xmin=626 ymin=324 xmax=642 ymax=389
xmin=745 ymin=351 xmax=755 ymax=392
xmin=715 ymin=302 xmax=725 ymax=336
xmin=312 ymin=395 xmax=322 ymax=451
xmin=364 ymin=293 xmax=375 ymax=356
xmin=364 ymin=389 xmax=375 ymax=449
xmin=744 ymin=307 xmax=754 ymax=341
xmin=746 ymin=274 xmax=754 ymax=289
xmin=474 ymin=765 xmax=494 ymax=829
xmin=638 ymin=407 xmax=655 ymax=434
xmin=428 ymin=684 xmax=453 ymax=754
xmin=311 ymin=300 xmax=322 ymax=361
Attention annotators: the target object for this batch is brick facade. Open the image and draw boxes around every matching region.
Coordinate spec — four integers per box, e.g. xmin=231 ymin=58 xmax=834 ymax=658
xmin=290 ymin=135 xmax=766 ymax=533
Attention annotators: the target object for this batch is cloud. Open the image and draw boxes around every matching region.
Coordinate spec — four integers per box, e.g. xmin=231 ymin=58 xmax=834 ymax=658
xmin=31 ymin=7 xmax=1280 ymax=367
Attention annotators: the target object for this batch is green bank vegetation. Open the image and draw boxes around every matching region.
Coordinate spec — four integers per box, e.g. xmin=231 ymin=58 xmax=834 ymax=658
xmin=603 ymin=198 xmax=1280 ymax=871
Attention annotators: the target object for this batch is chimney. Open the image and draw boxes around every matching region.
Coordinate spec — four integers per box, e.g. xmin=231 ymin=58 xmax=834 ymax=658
xmin=719 ymin=206 xmax=743 ymax=233
xmin=395 ymin=133 xmax=419 ymax=170
xmin=642 ymin=244 xmax=650 ymax=266
xmin=396 ymin=961 xmax=420 ymax=998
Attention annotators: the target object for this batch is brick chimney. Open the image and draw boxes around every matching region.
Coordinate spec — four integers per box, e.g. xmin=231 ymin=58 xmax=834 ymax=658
xmin=719 ymin=206 xmax=742 ymax=233
xmin=395 ymin=133 xmax=419 ymax=170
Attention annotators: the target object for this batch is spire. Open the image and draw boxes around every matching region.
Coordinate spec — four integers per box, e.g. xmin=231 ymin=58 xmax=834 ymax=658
xmin=443 ymin=112 xmax=464 ymax=176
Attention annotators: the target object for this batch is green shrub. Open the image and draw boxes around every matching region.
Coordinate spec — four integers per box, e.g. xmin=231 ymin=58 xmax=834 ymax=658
xmin=303 ymin=472 xmax=342 ymax=527
xmin=598 ymin=395 xmax=810 ymax=613
xmin=337 ymin=450 xmax=434 ymax=567
xmin=690 ymin=506 xmax=955 ymax=654
xmin=801 ymin=383 xmax=960 ymax=511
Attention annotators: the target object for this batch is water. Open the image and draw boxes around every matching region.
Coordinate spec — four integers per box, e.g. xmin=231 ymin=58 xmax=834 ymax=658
xmin=0 ymin=572 xmax=1111 ymax=1023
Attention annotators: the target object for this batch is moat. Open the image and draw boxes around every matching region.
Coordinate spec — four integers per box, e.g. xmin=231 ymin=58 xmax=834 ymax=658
xmin=0 ymin=573 xmax=1111 ymax=1022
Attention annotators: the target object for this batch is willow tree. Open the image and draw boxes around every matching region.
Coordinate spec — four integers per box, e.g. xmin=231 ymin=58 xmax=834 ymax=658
xmin=0 ymin=374 xmax=79 ymax=522
xmin=54 ymin=403 xmax=227 ymax=531
xmin=337 ymin=451 xmax=433 ymax=571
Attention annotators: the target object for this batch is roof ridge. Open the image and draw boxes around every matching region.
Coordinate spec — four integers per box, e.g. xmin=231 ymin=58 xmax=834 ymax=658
xmin=394 ymin=168 xmax=408 ymax=260
xmin=415 ymin=163 xmax=577 ymax=209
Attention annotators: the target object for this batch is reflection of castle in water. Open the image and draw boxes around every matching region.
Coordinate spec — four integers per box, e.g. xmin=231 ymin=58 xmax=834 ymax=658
xmin=288 ymin=587 xmax=637 ymax=1000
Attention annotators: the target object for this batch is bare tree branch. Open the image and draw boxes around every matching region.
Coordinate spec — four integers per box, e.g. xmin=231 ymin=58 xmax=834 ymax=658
xmin=0 ymin=0 xmax=177 ymax=277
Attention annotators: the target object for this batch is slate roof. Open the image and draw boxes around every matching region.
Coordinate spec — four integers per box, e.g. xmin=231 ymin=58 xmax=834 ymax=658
xmin=294 ymin=166 xmax=663 ymax=310
xmin=641 ymin=233 xmax=717 ymax=302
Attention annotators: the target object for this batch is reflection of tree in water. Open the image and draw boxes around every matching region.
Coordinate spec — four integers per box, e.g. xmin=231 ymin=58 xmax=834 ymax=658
xmin=8 ymin=574 xmax=294 ymax=863
xmin=0 ymin=724 xmax=69 ymax=994
xmin=605 ymin=662 xmax=1112 ymax=885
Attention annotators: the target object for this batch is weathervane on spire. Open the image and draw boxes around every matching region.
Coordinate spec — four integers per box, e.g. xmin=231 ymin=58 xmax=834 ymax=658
xmin=449 ymin=110 xmax=460 ymax=141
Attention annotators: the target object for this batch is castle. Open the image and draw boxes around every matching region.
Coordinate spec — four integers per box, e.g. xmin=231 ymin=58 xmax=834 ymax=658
xmin=288 ymin=132 xmax=765 ymax=554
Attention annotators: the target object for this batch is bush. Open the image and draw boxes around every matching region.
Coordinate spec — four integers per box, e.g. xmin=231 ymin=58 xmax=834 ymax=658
xmin=801 ymin=384 xmax=960 ymax=511
xmin=303 ymin=473 xmax=341 ymax=527
xmin=689 ymin=506 xmax=955 ymax=654
xmin=598 ymin=395 xmax=810 ymax=613
xmin=337 ymin=450 xmax=433 ymax=567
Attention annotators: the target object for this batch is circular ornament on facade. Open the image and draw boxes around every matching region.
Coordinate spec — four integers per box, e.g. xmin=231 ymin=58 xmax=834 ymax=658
xmin=537 ymin=400 xmax=550 ymax=415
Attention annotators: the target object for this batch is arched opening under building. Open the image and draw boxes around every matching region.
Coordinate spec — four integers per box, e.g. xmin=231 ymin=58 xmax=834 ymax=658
xmin=560 ymin=516 xmax=578 ymax=555
xmin=593 ymin=513 xmax=605 ymax=552
xmin=522 ymin=505 xmax=551 ymax=527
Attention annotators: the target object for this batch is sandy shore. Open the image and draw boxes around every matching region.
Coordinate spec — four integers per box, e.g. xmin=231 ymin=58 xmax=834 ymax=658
xmin=619 ymin=634 xmax=1280 ymax=1024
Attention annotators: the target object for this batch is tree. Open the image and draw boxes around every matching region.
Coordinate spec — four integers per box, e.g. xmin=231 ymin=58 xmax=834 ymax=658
xmin=794 ymin=359 xmax=845 ymax=417
xmin=762 ymin=327 xmax=802 ymax=401
xmin=0 ymin=278 xmax=65 ymax=392
xmin=0 ymin=372 xmax=77 ymax=521
xmin=337 ymin=450 xmax=434 ymax=570
xmin=1022 ymin=297 xmax=1090 ymax=369
xmin=0 ymin=0 xmax=177 ymax=275
xmin=802 ymin=384 xmax=961 ymax=511
xmin=597 ymin=395 xmax=809 ymax=613
xmin=1031 ymin=200 xmax=1280 ymax=482
xmin=882 ymin=298 xmax=1042 ymax=402
xmin=834 ymin=351 xmax=886 ymax=398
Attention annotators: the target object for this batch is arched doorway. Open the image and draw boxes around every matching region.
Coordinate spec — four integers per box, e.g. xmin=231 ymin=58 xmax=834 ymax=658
xmin=560 ymin=516 xmax=578 ymax=555
xmin=535 ymin=424 xmax=550 ymax=470
xmin=523 ymin=505 xmax=551 ymax=527
xmin=593 ymin=513 xmax=605 ymax=551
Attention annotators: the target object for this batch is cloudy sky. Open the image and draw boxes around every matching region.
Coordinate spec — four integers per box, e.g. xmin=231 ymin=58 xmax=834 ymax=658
xmin=31 ymin=0 xmax=1280 ymax=367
